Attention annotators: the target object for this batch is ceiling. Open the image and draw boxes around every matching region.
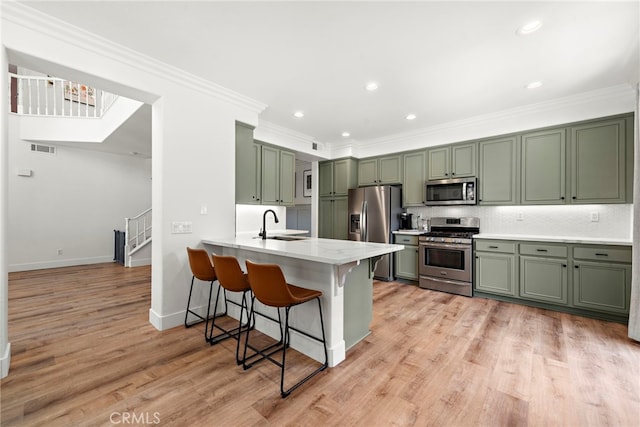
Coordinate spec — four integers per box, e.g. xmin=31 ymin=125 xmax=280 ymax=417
xmin=18 ymin=1 xmax=640 ymax=154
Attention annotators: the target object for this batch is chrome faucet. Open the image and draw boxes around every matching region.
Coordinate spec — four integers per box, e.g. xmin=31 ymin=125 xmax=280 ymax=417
xmin=259 ymin=209 xmax=279 ymax=240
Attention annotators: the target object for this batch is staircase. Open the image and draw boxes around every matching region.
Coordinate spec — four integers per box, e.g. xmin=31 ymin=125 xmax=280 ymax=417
xmin=124 ymin=208 xmax=152 ymax=267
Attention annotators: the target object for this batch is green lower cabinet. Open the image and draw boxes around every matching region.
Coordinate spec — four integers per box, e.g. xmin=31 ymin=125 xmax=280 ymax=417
xmin=474 ymin=252 xmax=517 ymax=296
xmin=573 ymin=261 xmax=631 ymax=314
xmin=519 ymin=256 xmax=568 ymax=304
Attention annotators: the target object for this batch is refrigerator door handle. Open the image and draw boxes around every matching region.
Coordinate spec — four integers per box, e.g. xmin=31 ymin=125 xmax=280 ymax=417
xmin=361 ymin=200 xmax=368 ymax=241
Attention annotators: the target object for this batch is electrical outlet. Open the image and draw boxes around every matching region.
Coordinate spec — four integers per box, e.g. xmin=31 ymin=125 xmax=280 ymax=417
xmin=516 ymin=212 xmax=524 ymax=221
xmin=590 ymin=212 xmax=600 ymax=222
xmin=200 ymin=205 xmax=208 ymax=215
xmin=57 ymin=248 xmax=63 ymax=255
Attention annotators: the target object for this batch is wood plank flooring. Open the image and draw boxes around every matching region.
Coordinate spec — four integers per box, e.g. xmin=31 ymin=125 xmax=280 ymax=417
xmin=2 ymin=262 xmax=639 ymax=426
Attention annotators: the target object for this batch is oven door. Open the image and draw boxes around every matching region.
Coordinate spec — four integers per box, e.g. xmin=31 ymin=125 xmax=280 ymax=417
xmin=419 ymin=241 xmax=472 ymax=283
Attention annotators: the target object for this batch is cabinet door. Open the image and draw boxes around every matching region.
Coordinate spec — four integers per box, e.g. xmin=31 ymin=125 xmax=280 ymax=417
xmin=475 ymin=252 xmax=516 ymax=296
xmin=573 ymin=261 xmax=631 ymax=314
xmin=318 ymin=198 xmax=334 ymax=238
xmin=319 ymin=161 xmax=334 ymax=197
xmin=358 ymin=158 xmax=378 ymax=186
xmin=521 ymin=128 xmax=566 ymax=204
xmin=395 ymin=246 xmax=418 ymax=280
xmin=478 ymin=137 xmax=517 ymax=205
xmin=427 ymin=147 xmax=449 ymax=180
xmin=570 ymin=119 xmax=626 ymax=203
xmin=520 ymin=256 xmax=568 ymax=304
xmin=235 ymin=124 xmax=261 ymax=204
xmin=333 ymin=197 xmax=349 ymax=239
xmin=278 ymin=150 xmax=295 ymax=206
xmin=403 ymin=150 xmax=427 ymax=206
xmin=378 ymin=155 xmax=402 ymax=184
xmin=451 ymin=143 xmax=476 ymax=177
xmin=260 ymin=145 xmax=280 ymax=205
xmin=333 ymin=159 xmax=355 ymax=196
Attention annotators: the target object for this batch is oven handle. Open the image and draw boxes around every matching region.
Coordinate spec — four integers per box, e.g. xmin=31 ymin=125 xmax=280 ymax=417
xmin=419 ymin=242 xmax=471 ymax=250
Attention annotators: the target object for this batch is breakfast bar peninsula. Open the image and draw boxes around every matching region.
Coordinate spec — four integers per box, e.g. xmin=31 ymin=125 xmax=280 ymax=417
xmin=202 ymin=236 xmax=404 ymax=367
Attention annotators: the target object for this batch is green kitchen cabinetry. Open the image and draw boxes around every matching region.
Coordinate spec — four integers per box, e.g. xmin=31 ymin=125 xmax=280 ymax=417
xmin=235 ymin=122 xmax=262 ymax=204
xmin=478 ymin=136 xmax=518 ymax=205
xmin=393 ymin=234 xmax=419 ymax=281
xmin=402 ymin=150 xmax=427 ymax=206
xmin=569 ymin=118 xmax=627 ymax=204
xmin=319 ymin=158 xmax=358 ymax=197
xmin=319 ymin=196 xmax=348 ymax=239
xmin=521 ymin=128 xmax=566 ymax=204
xmin=519 ymin=243 xmax=568 ymax=305
xmin=474 ymin=240 xmax=517 ymax=296
xmin=358 ymin=155 xmax=402 ymax=186
xmin=572 ymin=246 xmax=631 ymax=315
xmin=260 ymin=144 xmax=295 ymax=206
xmin=427 ymin=142 xmax=476 ymax=180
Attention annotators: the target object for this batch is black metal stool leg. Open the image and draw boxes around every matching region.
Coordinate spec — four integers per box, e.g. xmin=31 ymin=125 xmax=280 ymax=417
xmin=184 ymin=276 xmax=196 ymax=328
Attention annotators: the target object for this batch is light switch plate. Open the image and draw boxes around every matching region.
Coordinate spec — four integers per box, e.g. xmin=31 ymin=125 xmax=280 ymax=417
xmin=590 ymin=212 xmax=599 ymax=222
xmin=171 ymin=221 xmax=193 ymax=234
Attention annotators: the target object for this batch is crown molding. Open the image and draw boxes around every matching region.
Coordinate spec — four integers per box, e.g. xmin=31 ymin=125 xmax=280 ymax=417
xmin=1 ymin=1 xmax=267 ymax=114
xmin=345 ymin=83 xmax=635 ymax=156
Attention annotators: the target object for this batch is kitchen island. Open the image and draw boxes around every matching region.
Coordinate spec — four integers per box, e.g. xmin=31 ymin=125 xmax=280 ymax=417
xmin=202 ymin=236 xmax=404 ymax=367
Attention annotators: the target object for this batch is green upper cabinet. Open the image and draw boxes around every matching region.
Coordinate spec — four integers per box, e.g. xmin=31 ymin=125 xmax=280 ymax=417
xmin=260 ymin=144 xmax=295 ymax=206
xmin=358 ymin=155 xmax=402 ymax=186
xmin=319 ymin=158 xmax=358 ymax=197
xmin=478 ymin=136 xmax=518 ymax=205
xmin=569 ymin=118 xmax=626 ymax=204
xmin=521 ymin=128 xmax=566 ymax=204
xmin=427 ymin=142 xmax=476 ymax=180
xmin=402 ymin=150 xmax=427 ymax=206
xmin=235 ymin=122 xmax=261 ymax=204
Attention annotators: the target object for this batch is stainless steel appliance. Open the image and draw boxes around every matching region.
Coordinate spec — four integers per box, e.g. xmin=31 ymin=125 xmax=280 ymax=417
xmin=398 ymin=212 xmax=413 ymax=230
xmin=418 ymin=217 xmax=480 ymax=296
xmin=425 ymin=177 xmax=477 ymax=206
xmin=348 ymin=186 xmax=402 ymax=281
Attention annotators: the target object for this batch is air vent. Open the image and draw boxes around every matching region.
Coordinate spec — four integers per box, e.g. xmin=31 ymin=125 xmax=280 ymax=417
xmin=312 ymin=142 xmax=318 ymax=151
xmin=30 ymin=143 xmax=56 ymax=154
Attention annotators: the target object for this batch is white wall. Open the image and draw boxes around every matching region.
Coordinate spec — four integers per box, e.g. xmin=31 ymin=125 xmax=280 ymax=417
xmin=7 ymin=114 xmax=151 ymax=271
xmin=294 ymin=160 xmax=312 ymax=205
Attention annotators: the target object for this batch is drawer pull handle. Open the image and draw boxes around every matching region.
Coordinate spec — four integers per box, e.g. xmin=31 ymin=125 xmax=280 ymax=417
xmin=488 ymin=245 xmax=499 ymax=249
xmin=595 ymin=253 xmax=609 ymax=256
xmin=536 ymin=249 xmax=548 ymax=252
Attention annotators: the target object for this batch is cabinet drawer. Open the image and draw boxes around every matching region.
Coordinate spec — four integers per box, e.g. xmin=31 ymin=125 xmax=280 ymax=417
xmin=573 ymin=247 xmax=632 ymax=263
xmin=393 ymin=234 xmax=419 ymax=245
xmin=475 ymin=240 xmax=516 ymax=253
xmin=520 ymin=243 xmax=567 ymax=258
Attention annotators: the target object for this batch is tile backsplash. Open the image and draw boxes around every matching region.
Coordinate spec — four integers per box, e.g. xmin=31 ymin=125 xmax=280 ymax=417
xmin=407 ymin=204 xmax=632 ymax=240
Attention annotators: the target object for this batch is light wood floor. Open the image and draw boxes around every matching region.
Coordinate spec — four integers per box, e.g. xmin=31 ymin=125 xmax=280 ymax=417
xmin=2 ymin=263 xmax=639 ymax=426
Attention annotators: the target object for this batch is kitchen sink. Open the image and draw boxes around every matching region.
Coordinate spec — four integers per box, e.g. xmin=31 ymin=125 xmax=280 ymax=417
xmin=267 ymin=235 xmax=308 ymax=241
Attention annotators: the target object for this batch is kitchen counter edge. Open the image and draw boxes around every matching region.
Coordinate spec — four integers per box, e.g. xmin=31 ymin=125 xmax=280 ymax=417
xmin=473 ymin=233 xmax=632 ymax=246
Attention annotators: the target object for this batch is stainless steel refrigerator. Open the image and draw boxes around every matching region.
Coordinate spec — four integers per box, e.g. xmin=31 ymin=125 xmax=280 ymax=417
xmin=348 ymin=186 xmax=402 ymax=281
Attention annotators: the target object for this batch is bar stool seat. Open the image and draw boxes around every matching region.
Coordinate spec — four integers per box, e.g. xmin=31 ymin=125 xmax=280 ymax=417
xmin=184 ymin=247 xmax=218 ymax=341
xmin=209 ymin=255 xmax=253 ymax=364
xmin=244 ymin=260 xmax=328 ymax=398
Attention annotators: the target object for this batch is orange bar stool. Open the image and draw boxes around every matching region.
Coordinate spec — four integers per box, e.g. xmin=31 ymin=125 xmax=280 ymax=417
xmin=209 ymin=255 xmax=254 ymax=364
xmin=244 ymin=260 xmax=328 ymax=398
xmin=185 ymin=247 xmax=218 ymax=341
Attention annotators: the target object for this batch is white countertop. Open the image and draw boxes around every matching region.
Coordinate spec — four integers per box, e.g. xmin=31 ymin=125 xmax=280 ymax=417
xmin=202 ymin=236 xmax=405 ymax=265
xmin=235 ymin=229 xmax=309 ymax=238
xmin=392 ymin=230 xmax=426 ymax=235
xmin=474 ymin=233 xmax=632 ymax=246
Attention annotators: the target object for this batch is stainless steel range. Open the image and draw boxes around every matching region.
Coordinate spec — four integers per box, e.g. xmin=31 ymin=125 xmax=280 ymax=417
xmin=418 ymin=217 xmax=480 ymax=297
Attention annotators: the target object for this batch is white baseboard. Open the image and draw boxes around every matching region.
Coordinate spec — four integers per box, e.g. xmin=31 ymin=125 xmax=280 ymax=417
xmin=8 ymin=256 xmax=114 ymax=272
xmin=128 ymin=257 xmax=151 ymax=267
xmin=1 ymin=343 xmax=11 ymax=378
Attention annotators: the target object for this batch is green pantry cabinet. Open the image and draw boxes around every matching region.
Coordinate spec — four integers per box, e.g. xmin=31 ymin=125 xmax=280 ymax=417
xmin=474 ymin=238 xmax=632 ymax=322
xmin=318 ymin=158 xmax=358 ymax=239
xmin=235 ymin=122 xmax=295 ymax=206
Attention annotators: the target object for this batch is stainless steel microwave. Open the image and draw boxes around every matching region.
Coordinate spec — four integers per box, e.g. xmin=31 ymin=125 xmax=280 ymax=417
xmin=425 ymin=177 xmax=477 ymax=206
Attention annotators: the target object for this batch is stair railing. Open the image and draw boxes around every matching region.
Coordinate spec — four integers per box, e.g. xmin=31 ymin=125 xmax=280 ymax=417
xmin=9 ymin=73 xmax=118 ymax=118
xmin=125 ymin=208 xmax=152 ymax=256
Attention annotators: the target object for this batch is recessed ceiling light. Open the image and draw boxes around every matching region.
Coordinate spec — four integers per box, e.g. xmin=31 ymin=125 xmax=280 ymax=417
xmin=293 ymin=111 xmax=304 ymax=118
xmin=365 ymin=82 xmax=379 ymax=91
xmin=517 ymin=20 xmax=542 ymax=35
xmin=526 ymin=81 xmax=543 ymax=89
xmin=405 ymin=114 xmax=417 ymax=121
xmin=342 ymin=132 xmax=351 ymax=137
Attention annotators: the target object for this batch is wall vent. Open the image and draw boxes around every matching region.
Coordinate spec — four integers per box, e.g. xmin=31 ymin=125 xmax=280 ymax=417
xmin=30 ymin=143 xmax=56 ymax=154
xmin=312 ymin=142 xmax=318 ymax=150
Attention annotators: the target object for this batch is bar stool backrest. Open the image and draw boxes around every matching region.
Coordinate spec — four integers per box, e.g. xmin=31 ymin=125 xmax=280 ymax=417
xmin=186 ymin=247 xmax=216 ymax=281
xmin=212 ymin=255 xmax=250 ymax=292
xmin=245 ymin=260 xmax=294 ymax=308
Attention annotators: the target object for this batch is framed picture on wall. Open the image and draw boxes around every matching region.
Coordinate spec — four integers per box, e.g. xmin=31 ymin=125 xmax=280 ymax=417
xmin=303 ymin=170 xmax=312 ymax=197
